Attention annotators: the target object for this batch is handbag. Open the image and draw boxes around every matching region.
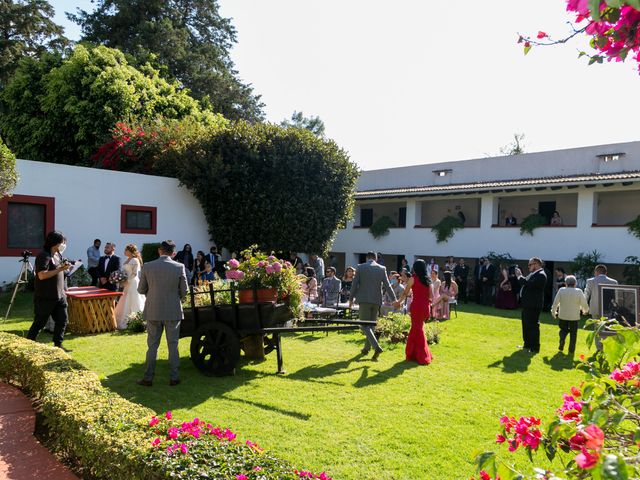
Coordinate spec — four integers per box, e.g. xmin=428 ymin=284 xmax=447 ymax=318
xmin=501 ymin=283 xmax=512 ymax=292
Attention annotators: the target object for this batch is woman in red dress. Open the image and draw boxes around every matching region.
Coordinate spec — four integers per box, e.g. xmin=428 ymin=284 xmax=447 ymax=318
xmin=395 ymin=259 xmax=433 ymax=365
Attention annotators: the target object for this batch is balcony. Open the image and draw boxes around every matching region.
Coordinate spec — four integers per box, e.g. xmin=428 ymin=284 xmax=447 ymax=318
xmin=355 ymin=202 xmax=406 ymax=229
xmin=494 ymin=193 xmax=578 ymax=227
xmin=593 ymin=190 xmax=640 ymax=227
xmin=416 ymin=198 xmax=480 ymax=227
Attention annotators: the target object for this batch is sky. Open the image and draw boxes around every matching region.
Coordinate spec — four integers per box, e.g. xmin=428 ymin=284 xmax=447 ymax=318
xmin=49 ymin=0 xmax=640 ymax=171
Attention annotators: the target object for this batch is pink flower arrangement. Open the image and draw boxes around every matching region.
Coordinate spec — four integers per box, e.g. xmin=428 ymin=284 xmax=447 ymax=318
xmin=556 ymin=393 xmax=583 ymax=422
xmin=496 ymin=416 xmax=542 ymax=452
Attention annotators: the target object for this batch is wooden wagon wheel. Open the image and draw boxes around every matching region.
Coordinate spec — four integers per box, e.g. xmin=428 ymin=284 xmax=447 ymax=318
xmin=263 ymin=334 xmax=277 ymax=355
xmin=190 ymin=322 xmax=240 ymax=376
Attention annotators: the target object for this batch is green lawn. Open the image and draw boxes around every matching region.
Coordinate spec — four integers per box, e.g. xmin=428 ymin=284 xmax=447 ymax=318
xmin=0 ymin=292 xmax=587 ymax=479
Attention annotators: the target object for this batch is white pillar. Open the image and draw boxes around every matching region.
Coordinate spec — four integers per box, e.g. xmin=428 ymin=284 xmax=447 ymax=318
xmin=480 ymin=195 xmax=495 ymax=229
xmin=577 ymin=189 xmax=596 ymax=228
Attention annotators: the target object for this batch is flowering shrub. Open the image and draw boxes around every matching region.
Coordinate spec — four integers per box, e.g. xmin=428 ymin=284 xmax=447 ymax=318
xmin=144 ymin=411 xmax=332 ymax=480
xmin=376 ymin=312 xmax=442 ymax=345
xmin=473 ymin=320 xmax=640 ymax=479
xmin=227 ymin=247 xmax=303 ymax=316
xmin=520 ymin=1 xmax=640 ymax=73
xmin=0 ymin=332 xmax=333 ymax=480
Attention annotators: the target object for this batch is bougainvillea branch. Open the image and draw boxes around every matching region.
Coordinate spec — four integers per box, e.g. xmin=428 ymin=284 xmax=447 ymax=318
xmin=519 ymin=1 xmax=640 ymax=71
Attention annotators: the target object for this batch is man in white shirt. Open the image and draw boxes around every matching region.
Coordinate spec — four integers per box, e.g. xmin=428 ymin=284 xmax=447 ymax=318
xmin=86 ymin=238 xmax=101 ymax=286
xmin=551 ymin=275 xmax=589 ymax=354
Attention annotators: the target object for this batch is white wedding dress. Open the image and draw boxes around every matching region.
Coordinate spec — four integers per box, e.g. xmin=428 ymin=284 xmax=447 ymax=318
xmin=114 ymin=258 xmax=145 ymax=330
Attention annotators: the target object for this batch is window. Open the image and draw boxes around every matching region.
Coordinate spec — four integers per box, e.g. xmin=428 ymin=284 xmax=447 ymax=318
xmin=360 ymin=208 xmax=373 ymax=227
xmin=0 ymin=194 xmax=55 ymax=256
xmin=121 ymin=205 xmax=157 ymax=234
xmin=398 ymin=207 xmax=407 ymax=228
xmin=433 ymin=169 xmax=452 ymax=177
xmin=597 ymin=153 xmax=624 ymax=162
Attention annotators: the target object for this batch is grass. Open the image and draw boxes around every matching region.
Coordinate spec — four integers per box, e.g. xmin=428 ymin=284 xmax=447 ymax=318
xmin=0 ymin=292 xmax=588 ymax=479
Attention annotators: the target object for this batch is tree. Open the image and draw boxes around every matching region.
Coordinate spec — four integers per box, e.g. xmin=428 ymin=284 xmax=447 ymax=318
xmin=0 ymin=136 xmax=18 ymax=203
xmin=0 ymin=45 xmax=219 ymax=164
xmin=0 ymin=0 xmax=68 ymax=86
xmin=499 ymin=133 xmax=526 ymax=155
xmin=280 ymin=111 xmax=326 ymax=137
xmin=519 ymin=1 xmax=640 ymax=72
xmin=68 ymin=0 xmax=265 ymax=122
xmin=175 ymin=122 xmax=359 ymax=254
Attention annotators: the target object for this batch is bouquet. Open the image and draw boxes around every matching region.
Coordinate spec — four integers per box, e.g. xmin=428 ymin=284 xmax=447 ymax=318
xmin=109 ymin=270 xmax=128 ymax=284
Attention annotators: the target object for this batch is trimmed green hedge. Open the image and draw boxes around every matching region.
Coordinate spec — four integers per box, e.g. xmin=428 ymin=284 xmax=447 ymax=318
xmin=0 ymin=333 xmax=329 ymax=480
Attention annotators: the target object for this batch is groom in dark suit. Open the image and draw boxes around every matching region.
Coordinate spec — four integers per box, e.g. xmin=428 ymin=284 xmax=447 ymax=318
xmin=97 ymin=242 xmax=121 ymax=291
xmin=515 ymin=257 xmax=547 ymax=353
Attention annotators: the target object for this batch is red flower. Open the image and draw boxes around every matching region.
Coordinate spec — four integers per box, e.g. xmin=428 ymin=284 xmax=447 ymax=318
xmin=537 ymin=31 xmax=548 ymax=39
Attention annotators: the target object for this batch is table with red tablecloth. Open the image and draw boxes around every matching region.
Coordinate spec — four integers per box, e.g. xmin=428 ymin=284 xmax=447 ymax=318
xmin=66 ymin=287 xmax=122 ymax=334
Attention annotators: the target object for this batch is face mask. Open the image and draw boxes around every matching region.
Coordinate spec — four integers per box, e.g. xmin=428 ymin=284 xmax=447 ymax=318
xmin=58 ymin=243 xmax=67 ymax=254
xmin=390 ymin=279 xmax=398 ymax=285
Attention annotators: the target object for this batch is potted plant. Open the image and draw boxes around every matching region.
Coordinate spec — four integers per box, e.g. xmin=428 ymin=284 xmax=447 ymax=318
xmin=226 ymin=247 xmax=302 ymax=316
xmin=431 ymin=215 xmax=464 ymax=243
xmin=519 ymin=213 xmax=547 ymax=236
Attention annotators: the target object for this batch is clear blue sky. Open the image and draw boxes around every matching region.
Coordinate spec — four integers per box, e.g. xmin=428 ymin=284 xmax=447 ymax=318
xmin=50 ymin=0 xmax=640 ymax=170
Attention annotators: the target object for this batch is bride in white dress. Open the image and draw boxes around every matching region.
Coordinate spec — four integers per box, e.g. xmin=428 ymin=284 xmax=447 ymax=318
xmin=114 ymin=244 xmax=146 ymax=330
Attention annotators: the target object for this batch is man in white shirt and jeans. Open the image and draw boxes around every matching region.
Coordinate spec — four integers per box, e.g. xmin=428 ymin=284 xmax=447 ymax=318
xmin=551 ymin=275 xmax=589 ymax=355
xmin=86 ymin=238 xmax=101 ymax=286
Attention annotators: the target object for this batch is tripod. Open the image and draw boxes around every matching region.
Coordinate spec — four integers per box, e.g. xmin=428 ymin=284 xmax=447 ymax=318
xmin=4 ymin=257 xmax=34 ymax=320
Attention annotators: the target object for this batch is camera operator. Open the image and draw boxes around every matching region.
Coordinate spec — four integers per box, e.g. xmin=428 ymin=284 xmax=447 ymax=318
xmin=27 ymin=231 xmax=72 ymax=350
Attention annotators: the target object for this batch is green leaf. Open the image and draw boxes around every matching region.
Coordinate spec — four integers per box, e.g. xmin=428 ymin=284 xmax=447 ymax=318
xmin=589 ymin=0 xmax=602 ymax=20
xmin=496 ymin=462 xmax=522 ymax=480
xmin=602 ymin=334 xmax=625 ymax=366
xmin=605 ymin=0 xmax=623 ymax=7
xmin=474 ymin=451 xmax=496 ymax=472
xmin=524 ymin=44 xmax=531 ymax=55
xmin=610 ymin=411 xmax=626 ymax=426
xmin=601 ymin=454 xmax=629 ymax=480
xmin=625 ymin=0 xmax=640 ymax=11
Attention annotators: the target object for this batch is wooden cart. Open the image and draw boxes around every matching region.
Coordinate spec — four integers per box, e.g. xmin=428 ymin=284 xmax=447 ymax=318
xmin=181 ymin=284 xmax=373 ymax=376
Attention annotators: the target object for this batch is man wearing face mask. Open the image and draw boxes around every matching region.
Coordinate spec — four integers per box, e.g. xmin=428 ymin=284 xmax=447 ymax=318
xmin=27 ymin=231 xmax=72 ymax=349
xmin=97 ymin=242 xmax=121 ymax=291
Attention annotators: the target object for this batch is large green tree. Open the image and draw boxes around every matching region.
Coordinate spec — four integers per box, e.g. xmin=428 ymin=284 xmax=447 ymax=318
xmin=0 ymin=44 xmax=220 ymax=164
xmin=174 ymin=122 xmax=359 ymax=254
xmin=280 ymin=111 xmax=326 ymax=137
xmin=68 ymin=0 xmax=264 ymax=122
xmin=0 ymin=136 xmax=18 ymax=202
xmin=0 ymin=0 xmax=68 ymax=86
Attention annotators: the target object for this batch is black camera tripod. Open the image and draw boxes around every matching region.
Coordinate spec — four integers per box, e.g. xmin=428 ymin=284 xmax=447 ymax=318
xmin=4 ymin=254 xmax=34 ymax=320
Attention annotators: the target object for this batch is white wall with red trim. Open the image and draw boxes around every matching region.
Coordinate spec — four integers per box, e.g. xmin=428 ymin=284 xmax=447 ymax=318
xmin=0 ymin=160 xmax=212 ymax=285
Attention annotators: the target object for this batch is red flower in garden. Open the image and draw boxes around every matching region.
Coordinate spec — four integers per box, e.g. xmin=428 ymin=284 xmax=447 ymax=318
xmin=575 ymin=448 xmax=599 ymax=469
xmin=537 ymin=31 xmax=548 ymax=39
xmin=582 ymin=424 xmax=605 ymax=451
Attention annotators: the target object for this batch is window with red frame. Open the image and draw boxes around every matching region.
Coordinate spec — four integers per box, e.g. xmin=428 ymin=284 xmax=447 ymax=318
xmin=121 ymin=205 xmax=157 ymax=234
xmin=0 ymin=195 xmax=55 ymax=256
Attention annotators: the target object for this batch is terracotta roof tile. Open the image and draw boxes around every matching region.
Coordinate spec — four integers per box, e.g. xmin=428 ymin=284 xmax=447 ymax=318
xmin=356 ymin=171 xmax=640 ymax=198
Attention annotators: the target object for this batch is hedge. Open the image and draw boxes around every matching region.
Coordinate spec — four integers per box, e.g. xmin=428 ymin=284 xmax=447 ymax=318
xmin=0 ymin=333 xmax=331 ymax=480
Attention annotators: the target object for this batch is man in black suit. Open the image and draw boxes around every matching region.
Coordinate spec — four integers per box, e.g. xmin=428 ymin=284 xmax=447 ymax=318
xmin=97 ymin=242 xmax=121 ymax=291
xmin=515 ymin=257 xmax=547 ymax=354
xmin=453 ymin=258 xmax=469 ymax=303
xmin=481 ymin=258 xmax=496 ymax=306
xmin=473 ymin=257 xmax=485 ymax=304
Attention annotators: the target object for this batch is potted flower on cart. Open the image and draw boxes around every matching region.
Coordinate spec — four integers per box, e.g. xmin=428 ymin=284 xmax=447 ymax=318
xmin=226 ymin=247 xmax=302 ymax=317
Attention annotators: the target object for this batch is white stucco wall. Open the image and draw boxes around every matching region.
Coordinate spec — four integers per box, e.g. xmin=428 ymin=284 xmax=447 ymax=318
xmin=0 ymin=160 xmax=211 ymax=285
xmin=331 ymin=186 xmax=640 ymax=267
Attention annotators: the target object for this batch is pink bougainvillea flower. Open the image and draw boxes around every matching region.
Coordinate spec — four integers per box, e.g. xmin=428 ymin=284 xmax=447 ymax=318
xmin=575 ymin=448 xmax=599 ymax=469
xmin=495 ymin=434 xmax=506 ymax=443
xmin=228 ymin=258 xmax=240 ymax=269
xmin=165 ymin=411 xmax=173 ymax=420
xmin=179 ymin=443 xmax=188 ymax=454
xmin=582 ymin=424 xmax=605 ymax=451
xmin=168 ymin=427 xmax=179 ymax=439
xmin=151 ymin=437 xmax=161 ymax=447
xmin=149 ymin=416 xmax=160 ymax=427
xmin=253 ymin=466 xmax=263 ymax=471
xmin=479 ymin=471 xmax=491 ymax=480
xmin=236 ymin=475 xmax=248 ymax=480
xmin=537 ymin=31 xmax=548 ymax=39
xmin=569 ymin=433 xmax=586 ymax=450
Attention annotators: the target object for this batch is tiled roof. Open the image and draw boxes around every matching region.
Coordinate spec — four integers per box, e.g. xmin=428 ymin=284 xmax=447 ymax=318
xmin=355 ymin=171 xmax=640 ymax=199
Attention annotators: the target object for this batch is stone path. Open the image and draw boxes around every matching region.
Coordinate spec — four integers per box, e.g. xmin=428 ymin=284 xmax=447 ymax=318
xmin=0 ymin=383 xmax=78 ymax=480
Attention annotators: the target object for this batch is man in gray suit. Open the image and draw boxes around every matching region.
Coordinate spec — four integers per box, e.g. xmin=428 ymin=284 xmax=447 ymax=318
xmin=584 ymin=264 xmax=618 ymax=319
xmin=136 ymin=240 xmax=188 ymax=386
xmin=349 ymin=251 xmax=397 ymax=360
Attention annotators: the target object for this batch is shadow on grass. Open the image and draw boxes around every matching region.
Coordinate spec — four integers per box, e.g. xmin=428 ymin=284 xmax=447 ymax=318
xmin=543 ymin=351 xmax=577 ymax=371
xmin=353 ymin=360 xmax=418 ymax=388
xmin=487 ymin=349 xmax=533 ymax=373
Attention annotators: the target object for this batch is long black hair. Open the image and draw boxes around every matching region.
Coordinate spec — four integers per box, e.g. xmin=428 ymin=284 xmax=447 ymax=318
xmin=43 ymin=231 xmax=65 ymax=251
xmin=412 ymin=259 xmax=431 ymax=287
xmin=443 ymin=271 xmax=452 ymax=288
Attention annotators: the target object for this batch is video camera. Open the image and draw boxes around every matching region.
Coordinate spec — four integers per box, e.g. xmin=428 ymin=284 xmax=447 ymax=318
xmin=508 ymin=264 xmax=519 ymax=276
xmin=21 ymin=250 xmax=33 ymax=261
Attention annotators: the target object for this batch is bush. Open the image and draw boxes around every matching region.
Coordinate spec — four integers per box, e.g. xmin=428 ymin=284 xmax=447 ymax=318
xmin=0 ymin=136 xmax=18 ymax=202
xmin=473 ymin=320 xmax=640 ymax=479
xmin=431 ymin=215 xmax=464 ymax=243
xmin=67 ymin=265 xmax=92 ymax=287
xmin=376 ymin=312 xmax=441 ymax=345
xmin=519 ymin=214 xmax=547 ymax=236
xmin=369 ymin=215 xmax=395 ymax=239
xmin=141 ymin=243 xmax=162 ymax=264
xmin=175 ymin=121 xmax=359 ymax=254
xmin=124 ymin=311 xmax=146 ymax=332
xmin=0 ymin=333 xmax=333 ymax=479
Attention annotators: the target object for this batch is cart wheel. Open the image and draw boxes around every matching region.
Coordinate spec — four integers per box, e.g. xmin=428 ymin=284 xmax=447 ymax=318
xmin=190 ymin=322 xmax=240 ymax=376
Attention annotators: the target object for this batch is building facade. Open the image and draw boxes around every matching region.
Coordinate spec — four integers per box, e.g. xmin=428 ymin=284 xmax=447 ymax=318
xmin=0 ymin=160 xmax=211 ymax=285
xmin=329 ymin=141 xmax=640 ymax=279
